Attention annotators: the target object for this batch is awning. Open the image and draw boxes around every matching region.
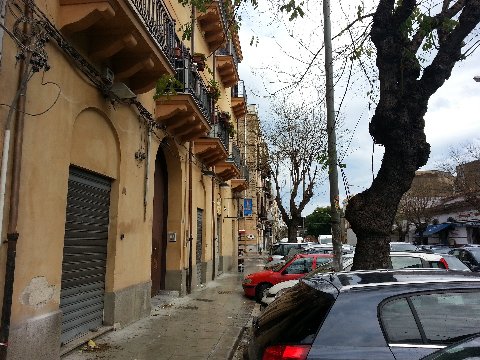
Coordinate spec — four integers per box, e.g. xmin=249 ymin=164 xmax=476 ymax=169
xmin=422 ymin=223 xmax=453 ymax=236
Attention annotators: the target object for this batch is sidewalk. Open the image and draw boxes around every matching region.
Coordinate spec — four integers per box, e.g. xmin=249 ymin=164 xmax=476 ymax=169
xmin=62 ymin=268 xmax=259 ymax=360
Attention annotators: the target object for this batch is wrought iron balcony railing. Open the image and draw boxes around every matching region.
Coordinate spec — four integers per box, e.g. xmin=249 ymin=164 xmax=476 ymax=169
xmin=130 ymin=0 xmax=177 ymax=67
xmin=228 ymin=143 xmax=242 ymax=169
xmin=217 ymin=37 xmax=239 ymax=67
xmin=218 ymin=0 xmax=228 ymax=39
xmin=174 ymin=56 xmax=213 ymax=123
xmin=209 ymin=119 xmax=230 ymax=151
xmin=241 ymin=164 xmax=250 ymax=183
xmin=232 ymin=80 xmax=246 ymax=99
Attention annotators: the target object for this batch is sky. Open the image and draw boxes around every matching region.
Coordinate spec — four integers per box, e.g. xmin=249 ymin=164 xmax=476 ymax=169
xmin=236 ymin=1 xmax=480 ymax=217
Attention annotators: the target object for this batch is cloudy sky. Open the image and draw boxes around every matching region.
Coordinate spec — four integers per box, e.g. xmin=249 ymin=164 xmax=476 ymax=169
xmin=236 ymin=1 xmax=480 ymax=216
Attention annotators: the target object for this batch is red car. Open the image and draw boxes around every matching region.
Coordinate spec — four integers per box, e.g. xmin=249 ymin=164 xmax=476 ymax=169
xmin=242 ymin=253 xmax=334 ymax=302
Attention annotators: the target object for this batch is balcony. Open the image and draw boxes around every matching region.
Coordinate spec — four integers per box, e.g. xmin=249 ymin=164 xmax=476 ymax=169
xmin=155 ymin=57 xmax=213 ymax=143
xmin=194 ymin=117 xmax=231 ymax=167
xmin=215 ymin=142 xmax=240 ymax=181
xmin=196 ymin=0 xmax=227 ymax=52
xmin=231 ymin=81 xmax=247 ymax=119
xmin=216 ymin=39 xmax=239 ymax=88
xmin=230 ymin=150 xmax=249 ymax=192
xmin=59 ymin=0 xmax=179 ymax=94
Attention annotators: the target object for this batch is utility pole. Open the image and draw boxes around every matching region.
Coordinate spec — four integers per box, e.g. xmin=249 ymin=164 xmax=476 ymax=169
xmin=323 ymin=0 xmax=342 ymax=271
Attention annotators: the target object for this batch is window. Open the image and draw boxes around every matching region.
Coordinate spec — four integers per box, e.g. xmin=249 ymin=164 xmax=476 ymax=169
xmin=410 ymin=291 xmax=480 ymax=344
xmin=391 ymin=256 xmax=423 ymax=269
xmin=381 ymin=291 xmax=480 ymax=346
xmin=381 ymin=298 xmax=422 ymax=343
xmin=284 ymin=258 xmax=313 ymax=274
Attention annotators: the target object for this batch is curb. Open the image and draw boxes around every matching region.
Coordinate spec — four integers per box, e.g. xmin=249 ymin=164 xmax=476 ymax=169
xmin=228 ymin=303 xmax=261 ymax=360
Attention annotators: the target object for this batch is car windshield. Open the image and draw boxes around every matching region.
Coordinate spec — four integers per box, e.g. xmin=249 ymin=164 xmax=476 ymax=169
xmin=270 ymin=245 xmax=283 ymax=256
xmin=442 ymin=255 xmax=470 ymax=271
xmin=390 ymin=243 xmax=418 ymax=252
xmin=303 ymin=259 xmax=334 ymax=277
xmin=469 ymin=249 xmax=480 ymax=262
xmin=254 ymin=281 xmax=337 ymax=345
xmin=271 ymin=260 xmax=289 ymax=272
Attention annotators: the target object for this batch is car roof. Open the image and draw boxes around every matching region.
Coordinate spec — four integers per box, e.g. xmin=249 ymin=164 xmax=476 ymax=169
xmin=307 ymin=269 xmax=480 ymax=292
xmin=390 ymin=251 xmax=442 ymax=260
xmin=296 ymin=253 xmax=334 ymax=259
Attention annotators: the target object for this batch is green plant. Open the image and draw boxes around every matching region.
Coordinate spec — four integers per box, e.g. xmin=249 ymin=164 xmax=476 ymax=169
xmin=154 ymin=74 xmax=184 ymax=100
xmin=225 ymin=120 xmax=236 ymax=137
xmin=217 ymin=110 xmax=231 ymax=122
xmin=193 ymin=52 xmax=206 ymax=61
xmin=207 ymin=79 xmax=221 ymax=102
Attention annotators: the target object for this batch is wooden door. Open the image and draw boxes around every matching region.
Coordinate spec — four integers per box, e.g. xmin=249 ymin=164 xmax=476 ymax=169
xmin=151 ymin=150 xmax=168 ymax=296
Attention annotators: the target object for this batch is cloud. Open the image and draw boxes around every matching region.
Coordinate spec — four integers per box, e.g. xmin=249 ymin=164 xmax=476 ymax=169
xmin=237 ymin=1 xmax=480 ymax=216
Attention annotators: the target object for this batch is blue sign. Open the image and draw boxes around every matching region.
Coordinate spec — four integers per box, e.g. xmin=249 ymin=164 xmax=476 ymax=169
xmin=244 ymin=198 xmax=253 ymax=216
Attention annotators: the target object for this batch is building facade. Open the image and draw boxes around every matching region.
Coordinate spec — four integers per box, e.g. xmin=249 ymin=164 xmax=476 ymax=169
xmin=0 ymin=0 xmax=259 ymax=358
xmin=236 ymin=105 xmax=273 ymax=253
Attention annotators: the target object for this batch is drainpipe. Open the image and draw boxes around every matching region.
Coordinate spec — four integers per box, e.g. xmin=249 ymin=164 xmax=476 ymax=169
xmin=186 ymin=142 xmax=193 ymax=294
xmin=190 ymin=6 xmax=195 ymax=55
xmin=143 ymin=127 xmax=151 ymax=221
xmin=211 ymin=174 xmax=216 ymax=280
xmin=0 ymin=6 xmax=31 ymax=357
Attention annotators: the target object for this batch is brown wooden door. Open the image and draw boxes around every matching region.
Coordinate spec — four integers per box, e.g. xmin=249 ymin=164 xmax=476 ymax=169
xmin=151 ymin=149 xmax=168 ymax=296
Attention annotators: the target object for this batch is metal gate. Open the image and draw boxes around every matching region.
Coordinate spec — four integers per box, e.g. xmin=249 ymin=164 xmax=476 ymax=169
xmin=196 ymin=209 xmax=203 ymax=284
xmin=60 ymin=167 xmax=111 ymax=344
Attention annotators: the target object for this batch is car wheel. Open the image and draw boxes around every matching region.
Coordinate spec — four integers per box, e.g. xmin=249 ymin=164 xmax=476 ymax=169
xmin=255 ymin=283 xmax=271 ymax=303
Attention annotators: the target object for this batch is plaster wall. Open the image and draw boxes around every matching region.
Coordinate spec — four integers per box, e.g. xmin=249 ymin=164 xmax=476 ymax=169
xmin=0 ymin=29 xmax=158 ymax=340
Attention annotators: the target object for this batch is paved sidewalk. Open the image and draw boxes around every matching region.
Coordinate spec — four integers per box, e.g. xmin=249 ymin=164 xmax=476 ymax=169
xmin=62 ymin=270 xmax=257 ymax=360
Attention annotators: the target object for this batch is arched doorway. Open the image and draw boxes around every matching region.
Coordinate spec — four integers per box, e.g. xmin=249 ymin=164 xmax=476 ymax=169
xmin=151 ymin=148 xmax=168 ymax=296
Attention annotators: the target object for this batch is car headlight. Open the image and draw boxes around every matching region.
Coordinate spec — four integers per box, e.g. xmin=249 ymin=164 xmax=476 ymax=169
xmin=243 ymin=278 xmax=252 ymax=284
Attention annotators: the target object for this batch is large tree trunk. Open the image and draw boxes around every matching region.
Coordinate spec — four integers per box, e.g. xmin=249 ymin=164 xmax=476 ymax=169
xmin=345 ymin=0 xmax=480 ymax=270
xmin=287 ymin=217 xmax=300 ymax=242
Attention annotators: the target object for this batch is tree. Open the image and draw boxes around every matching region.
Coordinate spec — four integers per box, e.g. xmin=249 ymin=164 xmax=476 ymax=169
xmin=397 ymin=188 xmax=436 ymax=241
xmin=264 ymin=100 xmax=327 ymax=242
xmin=305 ymin=206 xmax=331 ymax=238
xmin=437 ymin=140 xmax=480 ymax=211
xmin=344 ymin=1 xmax=480 ymax=270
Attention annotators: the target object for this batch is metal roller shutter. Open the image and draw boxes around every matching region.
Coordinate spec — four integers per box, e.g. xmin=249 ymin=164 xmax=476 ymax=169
xmin=60 ymin=167 xmax=111 ymax=345
xmin=196 ymin=209 xmax=203 ymax=284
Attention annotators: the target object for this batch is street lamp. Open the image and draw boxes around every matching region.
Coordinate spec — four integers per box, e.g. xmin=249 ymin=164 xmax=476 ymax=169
xmin=474 ymin=76 xmax=480 ymax=82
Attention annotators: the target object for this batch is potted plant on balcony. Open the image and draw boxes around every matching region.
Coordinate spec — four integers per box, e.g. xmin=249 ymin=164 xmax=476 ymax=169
xmin=173 ymin=46 xmax=182 ymax=58
xmin=225 ymin=120 xmax=236 ymax=137
xmin=193 ymin=52 xmax=206 ymax=71
xmin=217 ymin=110 xmax=231 ymax=123
xmin=208 ymin=79 xmax=221 ymax=102
xmin=154 ymin=74 xmax=184 ymax=100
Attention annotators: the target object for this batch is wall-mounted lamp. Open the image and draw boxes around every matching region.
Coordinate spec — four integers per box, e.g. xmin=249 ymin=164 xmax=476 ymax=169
xmin=110 ymin=82 xmax=137 ymax=100
xmin=474 ymin=76 xmax=480 ymax=83
xmin=201 ymin=169 xmax=215 ymax=177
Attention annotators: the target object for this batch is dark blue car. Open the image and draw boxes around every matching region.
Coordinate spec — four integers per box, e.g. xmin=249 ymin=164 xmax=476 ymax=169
xmin=246 ymin=269 xmax=480 ymax=359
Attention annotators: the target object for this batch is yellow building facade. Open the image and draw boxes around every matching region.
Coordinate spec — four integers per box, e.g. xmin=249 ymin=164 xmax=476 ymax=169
xmin=0 ymin=0 xmax=250 ymax=358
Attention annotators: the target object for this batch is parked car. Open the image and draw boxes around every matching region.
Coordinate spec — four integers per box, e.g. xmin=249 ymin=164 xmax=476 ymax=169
xmin=389 ymin=252 xmax=471 ymax=271
xmin=242 ymin=253 xmax=333 ymax=302
xmin=449 ymin=247 xmax=480 ymax=271
xmin=261 ymin=255 xmax=352 ymax=308
xmin=418 ymin=244 xmax=452 ymax=254
xmin=390 ymin=241 xmax=418 ymax=252
xmin=246 ymin=270 xmax=480 ymax=360
xmin=267 ymin=242 xmax=309 ymax=263
xmin=263 ymin=252 xmax=469 ymax=309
